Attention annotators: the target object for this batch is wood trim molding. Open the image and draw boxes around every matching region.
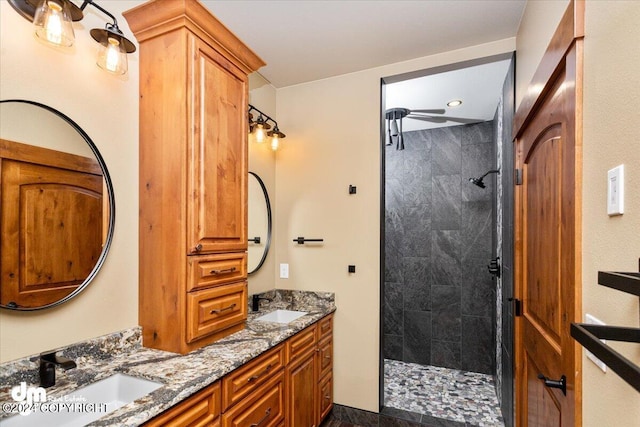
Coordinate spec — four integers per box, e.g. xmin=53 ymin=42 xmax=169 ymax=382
xmin=513 ymin=0 xmax=584 ymax=138
xmin=123 ymin=0 xmax=265 ymax=73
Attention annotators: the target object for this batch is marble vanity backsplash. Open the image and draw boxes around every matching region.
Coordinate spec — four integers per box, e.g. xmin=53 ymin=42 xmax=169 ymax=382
xmin=0 ymin=289 xmax=335 ymax=426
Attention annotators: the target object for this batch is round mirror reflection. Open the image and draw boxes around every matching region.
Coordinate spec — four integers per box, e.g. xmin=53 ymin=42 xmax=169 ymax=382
xmin=0 ymin=100 xmax=115 ymax=311
xmin=247 ymin=172 xmax=271 ymax=274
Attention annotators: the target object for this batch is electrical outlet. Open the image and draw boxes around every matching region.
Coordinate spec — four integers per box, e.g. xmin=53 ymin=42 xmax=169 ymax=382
xmin=279 ymin=263 xmax=289 ymax=279
xmin=585 ymin=314 xmax=607 ymax=373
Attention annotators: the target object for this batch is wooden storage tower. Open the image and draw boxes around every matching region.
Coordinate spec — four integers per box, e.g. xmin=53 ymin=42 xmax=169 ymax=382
xmin=124 ymin=0 xmax=265 ymax=354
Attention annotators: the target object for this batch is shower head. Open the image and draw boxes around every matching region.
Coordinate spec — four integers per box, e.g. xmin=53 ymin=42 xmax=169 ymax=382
xmin=468 ymin=169 xmax=500 ymax=189
xmin=469 ymin=176 xmax=486 ymax=188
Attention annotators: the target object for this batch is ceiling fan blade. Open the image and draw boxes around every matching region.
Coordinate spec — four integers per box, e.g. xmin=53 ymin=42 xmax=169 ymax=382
xmin=409 ymin=108 xmax=446 ymax=114
xmin=408 ymin=115 xmax=447 ymax=123
xmin=440 ymin=116 xmax=482 ymax=124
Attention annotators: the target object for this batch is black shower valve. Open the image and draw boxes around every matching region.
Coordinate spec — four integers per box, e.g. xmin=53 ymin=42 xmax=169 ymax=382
xmin=488 ymin=257 xmax=501 ymax=278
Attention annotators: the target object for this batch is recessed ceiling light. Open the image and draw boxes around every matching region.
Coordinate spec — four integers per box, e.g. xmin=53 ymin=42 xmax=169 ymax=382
xmin=447 ymin=100 xmax=462 ymax=107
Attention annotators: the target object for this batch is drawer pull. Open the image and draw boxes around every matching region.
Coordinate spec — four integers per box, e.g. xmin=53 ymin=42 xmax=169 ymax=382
xmin=210 ymin=303 xmax=236 ymax=314
xmin=247 ymin=364 xmax=272 ymax=382
xmin=210 ymin=267 xmax=237 ymax=275
xmin=250 ymin=407 xmax=271 ymax=427
xmin=193 ymin=243 xmax=203 ymax=252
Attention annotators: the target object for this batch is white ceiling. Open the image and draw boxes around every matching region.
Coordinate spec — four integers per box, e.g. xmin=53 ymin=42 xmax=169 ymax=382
xmin=204 ymin=1 xmax=525 ymax=88
xmin=385 ymin=59 xmax=512 ymax=131
xmin=203 ymin=1 xmax=524 ymax=130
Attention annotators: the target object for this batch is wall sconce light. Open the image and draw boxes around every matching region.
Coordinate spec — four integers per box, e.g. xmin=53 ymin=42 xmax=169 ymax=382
xmin=248 ymin=104 xmax=286 ymax=151
xmin=8 ymin=0 xmax=136 ymax=75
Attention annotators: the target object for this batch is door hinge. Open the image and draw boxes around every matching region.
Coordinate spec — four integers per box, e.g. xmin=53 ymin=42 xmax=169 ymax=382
xmin=508 ymin=298 xmax=522 ymax=316
xmin=515 ymin=168 xmax=523 ymax=186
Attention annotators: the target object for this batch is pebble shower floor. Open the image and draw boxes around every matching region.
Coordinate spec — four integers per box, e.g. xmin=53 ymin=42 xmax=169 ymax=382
xmin=384 ymin=359 xmax=504 ymax=426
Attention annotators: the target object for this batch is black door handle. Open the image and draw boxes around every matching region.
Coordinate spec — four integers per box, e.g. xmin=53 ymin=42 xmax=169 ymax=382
xmin=537 ymin=374 xmax=566 ymax=395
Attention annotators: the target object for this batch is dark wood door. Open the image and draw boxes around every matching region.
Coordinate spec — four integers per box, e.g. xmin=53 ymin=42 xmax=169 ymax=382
xmin=515 ymin=44 xmax=581 ymax=426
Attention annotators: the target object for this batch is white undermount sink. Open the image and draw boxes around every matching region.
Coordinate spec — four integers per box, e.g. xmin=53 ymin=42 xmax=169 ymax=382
xmin=0 ymin=373 xmax=162 ymax=427
xmin=255 ymin=309 xmax=308 ymax=324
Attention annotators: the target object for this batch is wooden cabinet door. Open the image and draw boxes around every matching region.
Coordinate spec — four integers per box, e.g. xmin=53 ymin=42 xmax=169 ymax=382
xmin=1 ymin=154 xmax=103 ymax=308
xmin=286 ymin=349 xmax=316 ymax=427
xmin=187 ymin=34 xmax=248 ymax=255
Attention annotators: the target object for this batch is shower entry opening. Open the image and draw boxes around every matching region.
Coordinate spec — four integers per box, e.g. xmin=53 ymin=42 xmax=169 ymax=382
xmin=380 ymin=54 xmax=515 ymax=427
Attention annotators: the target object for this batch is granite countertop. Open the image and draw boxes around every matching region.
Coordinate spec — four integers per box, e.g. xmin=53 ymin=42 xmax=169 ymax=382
xmin=0 ymin=290 xmax=335 ymax=426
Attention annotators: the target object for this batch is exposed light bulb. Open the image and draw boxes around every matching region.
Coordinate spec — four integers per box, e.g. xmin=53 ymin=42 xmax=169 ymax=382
xmin=255 ymin=126 xmax=266 ymax=143
xmin=271 ymin=135 xmax=279 ymax=151
xmin=97 ymin=36 xmax=128 ymax=75
xmin=33 ymin=0 xmax=75 ymax=47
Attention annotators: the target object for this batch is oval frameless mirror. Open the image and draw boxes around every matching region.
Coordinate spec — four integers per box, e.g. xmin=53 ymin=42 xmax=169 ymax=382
xmin=0 ymin=99 xmax=115 ymax=310
xmin=247 ymin=171 xmax=271 ymax=274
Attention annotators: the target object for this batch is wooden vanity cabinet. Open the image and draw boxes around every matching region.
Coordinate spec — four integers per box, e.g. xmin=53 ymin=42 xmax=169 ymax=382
xmin=285 ymin=314 xmax=334 ymax=427
xmin=143 ymin=381 xmax=221 ymax=427
xmin=123 ymin=0 xmax=265 ymax=354
xmin=143 ymin=314 xmax=333 ymax=426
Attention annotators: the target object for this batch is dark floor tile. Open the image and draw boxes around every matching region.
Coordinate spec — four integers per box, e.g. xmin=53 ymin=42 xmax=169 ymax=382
xmin=419 ymin=413 xmax=467 ymax=427
xmin=380 ymin=414 xmax=423 ymax=427
xmin=332 ymin=404 xmax=379 ymax=427
xmin=381 ymin=406 xmax=423 ymax=422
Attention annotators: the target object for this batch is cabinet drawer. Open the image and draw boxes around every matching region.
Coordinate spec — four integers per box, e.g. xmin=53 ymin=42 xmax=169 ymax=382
xmin=187 ymin=253 xmax=247 ymax=292
xmin=317 ymin=314 xmax=333 ymax=342
xmin=317 ymin=336 xmax=333 ymax=380
xmin=318 ymin=372 xmax=333 ymax=423
xmin=286 ymin=324 xmax=316 ymax=364
xmin=143 ymin=381 xmax=221 ymax=426
xmin=187 ymin=282 xmax=247 ymax=343
xmin=222 ymin=344 xmax=285 ymax=411
xmin=221 ymin=371 xmax=285 ymax=427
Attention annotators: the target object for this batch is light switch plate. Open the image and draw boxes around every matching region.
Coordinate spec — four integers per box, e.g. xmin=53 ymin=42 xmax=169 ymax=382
xmin=585 ymin=314 xmax=607 ymax=372
xmin=607 ymin=165 xmax=624 ymax=216
xmin=279 ymin=263 xmax=289 ymax=279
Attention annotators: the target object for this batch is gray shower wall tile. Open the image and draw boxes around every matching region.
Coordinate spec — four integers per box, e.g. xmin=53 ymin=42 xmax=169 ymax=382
xmin=461 ymin=121 xmax=493 ymax=145
xmin=431 ymin=340 xmax=462 ymax=370
xmin=461 ymin=262 xmax=495 ymax=318
xmin=386 ymin=145 xmax=404 ymax=179
xmin=462 ymin=142 xmax=494 ymax=202
xmin=432 ymin=127 xmax=461 ymax=175
xmin=384 ymin=282 xmax=404 ymax=335
xmin=462 ymin=316 xmax=495 ymax=374
xmin=403 ymin=128 xmax=433 ymax=152
xmin=401 ymin=203 xmax=432 ymax=258
xmin=403 ymin=310 xmax=431 ymax=365
xmin=384 ymin=334 xmax=404 ymax=361
xmin=432 ymin=175 xmax=461 ymax=230
xmin=403 ymin=257 xmax=431 ymax=311
xmin=431 ymin=286 xmax=461 ymax=342
xmin=431 ymin=230 xmax=461 ymax=287
xmin=461 ymin=200 xmax=493 ymax=263
xmin=403 ymin=155 xmax=432 ymax=207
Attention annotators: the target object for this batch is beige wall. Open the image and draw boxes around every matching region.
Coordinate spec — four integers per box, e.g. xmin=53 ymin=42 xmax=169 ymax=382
xmin=517 ymin=1 xmax=640 ymax=425
xmin=275 ymin=38 xmax=515 ymax=412
xmin=581 ymin=2 xmax=640 ymax=425
xmin=0 ymin=1 xmax=142 ymax=363
xmin=248 ymin=73 xmax=278 ymax=294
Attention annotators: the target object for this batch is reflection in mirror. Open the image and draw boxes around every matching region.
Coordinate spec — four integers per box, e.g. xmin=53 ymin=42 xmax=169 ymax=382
xmin=247 ymin=172 xmax=271 ymax=274
xmin=0 ymin=100 xmax=115 ymax=310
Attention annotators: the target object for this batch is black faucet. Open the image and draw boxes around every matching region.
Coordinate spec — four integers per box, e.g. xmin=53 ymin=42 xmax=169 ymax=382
xmin=39 ymin=352 xmax=77 ymax=388
xmin=252 ymin=294 xmax=272 ymax=312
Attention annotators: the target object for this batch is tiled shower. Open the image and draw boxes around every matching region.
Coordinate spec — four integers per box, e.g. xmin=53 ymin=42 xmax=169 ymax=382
xmin=383 ymin=121 xmax=496 ymax=375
